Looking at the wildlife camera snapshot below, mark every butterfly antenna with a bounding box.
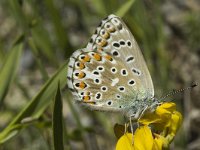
[159,83,198,102]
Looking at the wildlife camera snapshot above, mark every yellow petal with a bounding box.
[133,126,154,150]
[139,102,177,125]
[157,102,176,112]
[169,111,182,134]
[153,137,163,150]
[156,102,176,120]
[116,133,134,150]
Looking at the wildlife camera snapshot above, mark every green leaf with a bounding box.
[0,39,23,103]
[0,61,68,144]
[8,0,29,33]
[90,0,107,16]
[53,82,64,150]
[115,0,135,17]
[31,20,59,66]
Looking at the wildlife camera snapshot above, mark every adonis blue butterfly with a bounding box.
[67,14,159,120]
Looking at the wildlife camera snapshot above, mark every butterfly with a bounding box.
[67,14,160,120]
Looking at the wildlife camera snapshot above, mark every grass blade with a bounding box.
[53,82,64,150]
[0,61,68,144]
[0,37,23,104]
[115,0,135,17]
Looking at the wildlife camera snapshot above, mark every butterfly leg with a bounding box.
[137,105,148,127]
[129,117,134,144]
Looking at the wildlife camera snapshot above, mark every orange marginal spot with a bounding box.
[79,81,87,89]
[83,95,90,101]
[78,62,85,69]
[102,32,110,39]
[98,39,108,47]
[105,55,113,61]
[83,55,91,62]
[93,53,102,61]
[78,72,86,79]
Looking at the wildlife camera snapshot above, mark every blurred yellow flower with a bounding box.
[115,102,182,150]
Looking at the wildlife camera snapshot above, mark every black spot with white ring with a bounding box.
[126,56,134,63]
[94,78,101,84]
[111,67,117,74]
[95,92,102,100]
[128,80,135,86]
[92,70,100,76]
[113,42,120,48]
[118,86,125,92]
[112,50,119,57]
[75,83,80,87]
[97,66,105,72]
[127,40,132,47]
[75,72,79,77]
[101,86,108,92]
[116,94,122,99]
[107,100,113,106]
[76,62,80,67]
[119,40,125,46]
[132,68,141,76]
[121,69,128,76]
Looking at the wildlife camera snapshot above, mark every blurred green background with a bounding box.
[0,0,199,149]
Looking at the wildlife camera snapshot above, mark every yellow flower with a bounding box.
[115,102,182,150]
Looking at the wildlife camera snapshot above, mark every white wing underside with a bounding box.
[67,14,154,112]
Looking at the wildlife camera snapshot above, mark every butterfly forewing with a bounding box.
[67,14,154,112]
